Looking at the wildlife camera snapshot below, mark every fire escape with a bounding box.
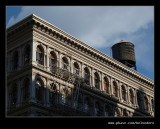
[50,62,89,116]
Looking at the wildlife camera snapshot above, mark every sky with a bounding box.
[6,6,154,80]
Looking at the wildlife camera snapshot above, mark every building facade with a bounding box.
[6,14,154,117]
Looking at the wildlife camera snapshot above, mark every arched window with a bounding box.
[36,45,44,65]
[22,78,30,101]
[113,81,118,97]
[11,84,18,106]
[123,109,128,117]
[24,45,30,64]
[35,79,45,103]
[151,99,154,112]
[77,94,83,110]
[144,96,149,112]
[61,87,71,105]
[95,102,101,116]
[49,51,57,68]
[129,89,134,104]
[121,85,126,101]
[62,57,69,71]
[137,91,143,109]
[84,97,90,112]
[115,108,121,117]
[84,67,90,85]
[104,105,110,116]
[12,51,19,70]
[73,62,80,75]
[104,77,109,94]
[94,72,100,89]
[49,83,56,105]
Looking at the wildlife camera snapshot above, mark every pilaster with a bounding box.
[46,46,49,71]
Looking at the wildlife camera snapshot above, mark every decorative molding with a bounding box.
[7,14,154,88]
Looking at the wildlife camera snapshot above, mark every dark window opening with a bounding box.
[84,67,90,85]
[12,51,19,70]
[113,81,118,97]
[94,72,100,89]
[24,45,30,64]
[36,46,44,65]
[104,77,109,94]
[49,51,57,68]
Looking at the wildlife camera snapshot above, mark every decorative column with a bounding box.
[59,52,62,68]
[91,68,94,88]
[117,81,120,100]
[126,86,130,104]
[80,62,83,78]
[29,42,32,64]
[18,48,23,70]
[119,83,122,101]
[44,47,47,68]
[45,78,50,107]
[30,73,36,103]
[7,53,11,72]
[17,79,21,107]
[46,46,49,71]
[101,73,104,92]
[70,57,73,73]
[110,78,113,97]
[133,88,136,107]
[32,41,37,65]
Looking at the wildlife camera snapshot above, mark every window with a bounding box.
[22,78,29,101]
[104,77,109,94]
[61,87,71,105]
[36,45,44,65]
[24,45,30,64]
[94,72,100,89]
[77,95,83,110]
[49,51,57,68]
[35,79,45,103]
[49,83,56,105]
[144,96,149,112]
[84,97,90,112]
[62,94,67,104]
[12,51,19,70]
[49,91,54,105]
[151,99,154,112]
[113,81,118,97]
[123,109,128,117]
[137,91,142,109]
[95,102,100,116]
[62,57,69,71]
[129,89,134,104]
[121,85,126,101]
[115,108,120,117]
[10,84,17,106]
[104,105,110,116]
[73,62,80,75]
[84,67,90,85]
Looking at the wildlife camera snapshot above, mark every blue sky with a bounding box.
[6,6,154,80]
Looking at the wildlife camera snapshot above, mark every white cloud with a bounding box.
[7,6,154,47]
[6,6,154,80]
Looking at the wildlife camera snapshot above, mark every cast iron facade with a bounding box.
[6,14,154,117]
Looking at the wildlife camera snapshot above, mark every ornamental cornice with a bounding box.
[7,14,154,87]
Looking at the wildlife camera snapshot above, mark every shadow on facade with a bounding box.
[7,69,120,117]
[8,66,153,117]
[132,87,153,117]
